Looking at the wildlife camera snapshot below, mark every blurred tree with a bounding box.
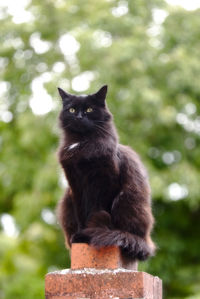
[0,0,200,298]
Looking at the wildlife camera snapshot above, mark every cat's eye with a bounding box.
[69,108,75,113]
[86,107,93,113]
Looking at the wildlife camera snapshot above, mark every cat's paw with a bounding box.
[71,232,91,244]
[86,210,112,229]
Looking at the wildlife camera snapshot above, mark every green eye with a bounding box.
[86,107,93,113]
[69,108,75,113]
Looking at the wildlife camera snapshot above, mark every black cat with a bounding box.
[57,85,156,261]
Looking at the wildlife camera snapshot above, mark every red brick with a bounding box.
[45,270,162,299]
[45,244,162,299]
[71,243,138,270]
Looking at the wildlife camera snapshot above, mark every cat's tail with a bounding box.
[72,227,155,261]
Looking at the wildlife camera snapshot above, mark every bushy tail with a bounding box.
[72,227,155,261]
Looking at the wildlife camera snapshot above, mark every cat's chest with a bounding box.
[66,156,119,189]
[67,157,114,177]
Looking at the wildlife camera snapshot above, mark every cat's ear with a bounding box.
[94,85,108,106]
[57,87,72,104]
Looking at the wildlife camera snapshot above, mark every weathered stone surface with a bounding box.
[45,269,162,299]
[45,244,162,299]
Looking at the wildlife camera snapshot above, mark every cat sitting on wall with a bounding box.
[57,85,156,261]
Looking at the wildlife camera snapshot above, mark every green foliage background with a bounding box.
[0,0,200,298]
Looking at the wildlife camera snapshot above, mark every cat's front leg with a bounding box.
[57,189,78,248]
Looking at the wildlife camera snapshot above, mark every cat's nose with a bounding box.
[77,111,83,119]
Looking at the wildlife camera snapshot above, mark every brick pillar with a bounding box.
[45,243,162,299]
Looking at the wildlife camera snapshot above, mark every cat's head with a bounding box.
[58,85,112,134]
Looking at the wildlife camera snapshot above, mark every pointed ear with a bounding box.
[57,87,72,104]
[94,85,108,106]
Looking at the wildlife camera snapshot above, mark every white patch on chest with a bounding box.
[68,142,79,150]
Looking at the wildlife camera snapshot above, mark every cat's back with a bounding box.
[117,144,150,186]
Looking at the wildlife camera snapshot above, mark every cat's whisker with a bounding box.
[94,124,114,138]
[96,120,124,133]
[63,124,71,129]
[94,125,108,136]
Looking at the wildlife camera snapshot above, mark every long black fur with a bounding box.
[57,85,156,261]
